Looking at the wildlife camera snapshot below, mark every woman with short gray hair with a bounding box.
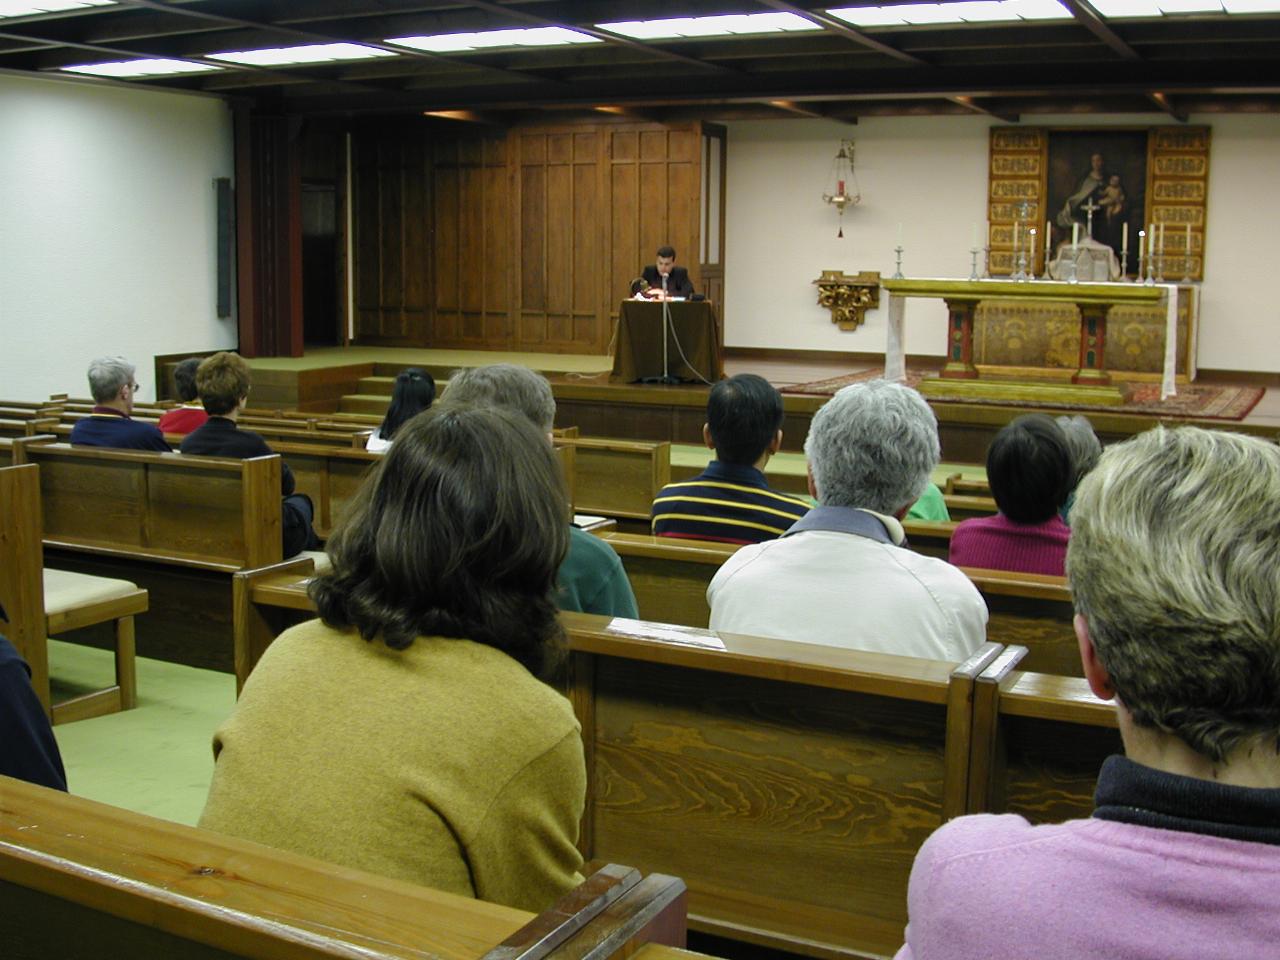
[895,426,1280,960]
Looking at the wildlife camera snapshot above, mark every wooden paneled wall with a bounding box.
[353,120,714,354]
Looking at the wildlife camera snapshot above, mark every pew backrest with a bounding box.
[14,443,283,571]
[558,439,670,522]
[0,775,689,960]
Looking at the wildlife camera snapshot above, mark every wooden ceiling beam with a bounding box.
[949,95,1020,124]
[753,0,928,66]
[1148,90,1189,122]
[1057,0,1142,61]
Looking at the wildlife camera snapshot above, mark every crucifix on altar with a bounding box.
[1080,197,1100,241]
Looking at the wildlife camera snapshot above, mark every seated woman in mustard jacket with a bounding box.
[199,404,585,912]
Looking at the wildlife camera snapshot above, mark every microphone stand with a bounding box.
[642,273,681,385]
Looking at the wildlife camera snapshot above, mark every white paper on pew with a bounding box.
[607,620,727,650]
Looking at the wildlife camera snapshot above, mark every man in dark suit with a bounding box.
[633,245,694,299]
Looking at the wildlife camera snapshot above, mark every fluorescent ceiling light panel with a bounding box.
[1156,0,1223,10]
[1223,0,1280,10]
[900,3,968,22]
[597,12,820,38]
[387,27,600,52]
[1086,0,1163,14]
[0,0,114,16]
[61,57,221,77]
[207,43,395,66]
[828,0,1069,24]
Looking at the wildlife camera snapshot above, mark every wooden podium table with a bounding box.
[881,278,1174,393]
[610,300,724,383]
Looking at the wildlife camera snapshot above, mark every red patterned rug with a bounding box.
[782,368,1265,421]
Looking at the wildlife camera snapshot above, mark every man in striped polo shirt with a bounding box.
[651,374,809,545]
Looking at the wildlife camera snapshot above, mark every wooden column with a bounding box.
[1073,304,1112,385]
[236,108,304,358]
[940,298,980,379]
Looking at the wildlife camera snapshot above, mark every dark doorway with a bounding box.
[302,182,339,346]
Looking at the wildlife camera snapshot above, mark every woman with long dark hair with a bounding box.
[366,367,435,452]
[200,405,585,911]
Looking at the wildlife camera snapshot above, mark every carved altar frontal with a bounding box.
[973,285,1196,382]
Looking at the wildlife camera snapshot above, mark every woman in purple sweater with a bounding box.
[897,427,1280,960]
[949,414,1072,575]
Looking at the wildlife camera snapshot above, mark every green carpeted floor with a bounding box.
[50,638,234,826]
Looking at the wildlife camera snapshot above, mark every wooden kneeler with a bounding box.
[0,464,147,723]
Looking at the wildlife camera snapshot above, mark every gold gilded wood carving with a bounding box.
[813,270,881,331]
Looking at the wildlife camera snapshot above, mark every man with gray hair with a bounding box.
[708,380,986,661]
[441,365,639,620]
[68,356,170,451]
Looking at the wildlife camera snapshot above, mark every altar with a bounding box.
[881,278,1188,400]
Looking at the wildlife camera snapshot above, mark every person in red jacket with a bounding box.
[157,356,209,436]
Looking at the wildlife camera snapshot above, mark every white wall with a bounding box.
[723,114,1280,374]
[0,74,235,401]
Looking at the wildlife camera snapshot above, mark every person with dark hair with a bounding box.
[949,414,1072,576]
[68,355,171,451]
[157,357,209,436]
[0,611,68,792]
[367,367,435,453]
[180,352,318,557]
[198,406,585,913]
[896,427,1280,959]
[651,373,809,544]
[442,365,638,620]
[632,244,694,299]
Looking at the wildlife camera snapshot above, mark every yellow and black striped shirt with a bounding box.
[650,460,810,545]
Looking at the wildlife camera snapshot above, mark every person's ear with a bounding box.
[768,429,783,455]
[806,464,818,500]
[1075,614,1115,701]
[702,423,715,451]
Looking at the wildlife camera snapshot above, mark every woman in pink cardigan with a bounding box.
[897,427,1280,960]
[949,414,1072,575]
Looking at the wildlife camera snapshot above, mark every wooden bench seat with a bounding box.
[229,562,1001,959]
[11,442,283,671]
[0,464,148,723]
[0,775,689,960]
[555,438,670,529]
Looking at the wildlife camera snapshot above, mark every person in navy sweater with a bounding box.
[0,602,67,792]
[67,356,171,452]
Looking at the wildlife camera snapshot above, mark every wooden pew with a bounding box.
[963,568,1077,676]
[13,442,283,671]
[556,438,670,529]
[229,564,1002,959]
[593,532,735,629]
[941,493,998,520]
[966,644,1120,821]
[900,519,956,559]
[0,775,689,960]
[267,441,381,538]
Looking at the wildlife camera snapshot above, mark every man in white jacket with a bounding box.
[707,379,988,663]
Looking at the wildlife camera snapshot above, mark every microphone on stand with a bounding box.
[661,273,668,299]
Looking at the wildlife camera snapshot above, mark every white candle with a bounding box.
[1072,222,1079,247]
[1139,229,1146,264]
[1149,223,1157,253]
[1029,228,1036,269]
[1013,220,1021,258]
[1045,219,1052,255]
[1122,222,1129,249]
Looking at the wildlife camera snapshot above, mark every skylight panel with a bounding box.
[206,43,395,66]
[1156,0,1223,10]
[0,0,114,17]
[1222,0,1280,11]
[387,27,600,53]
[900,3,969,23]
[1087,0,1163,14]
[597,12,821,39]
[828,0,1069,24]
[61,58,222,77]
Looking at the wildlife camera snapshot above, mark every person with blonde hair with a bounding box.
[180,352,317,556]
[896,426,1280,959]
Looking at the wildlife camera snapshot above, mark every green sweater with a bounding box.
[199,619,585,912]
